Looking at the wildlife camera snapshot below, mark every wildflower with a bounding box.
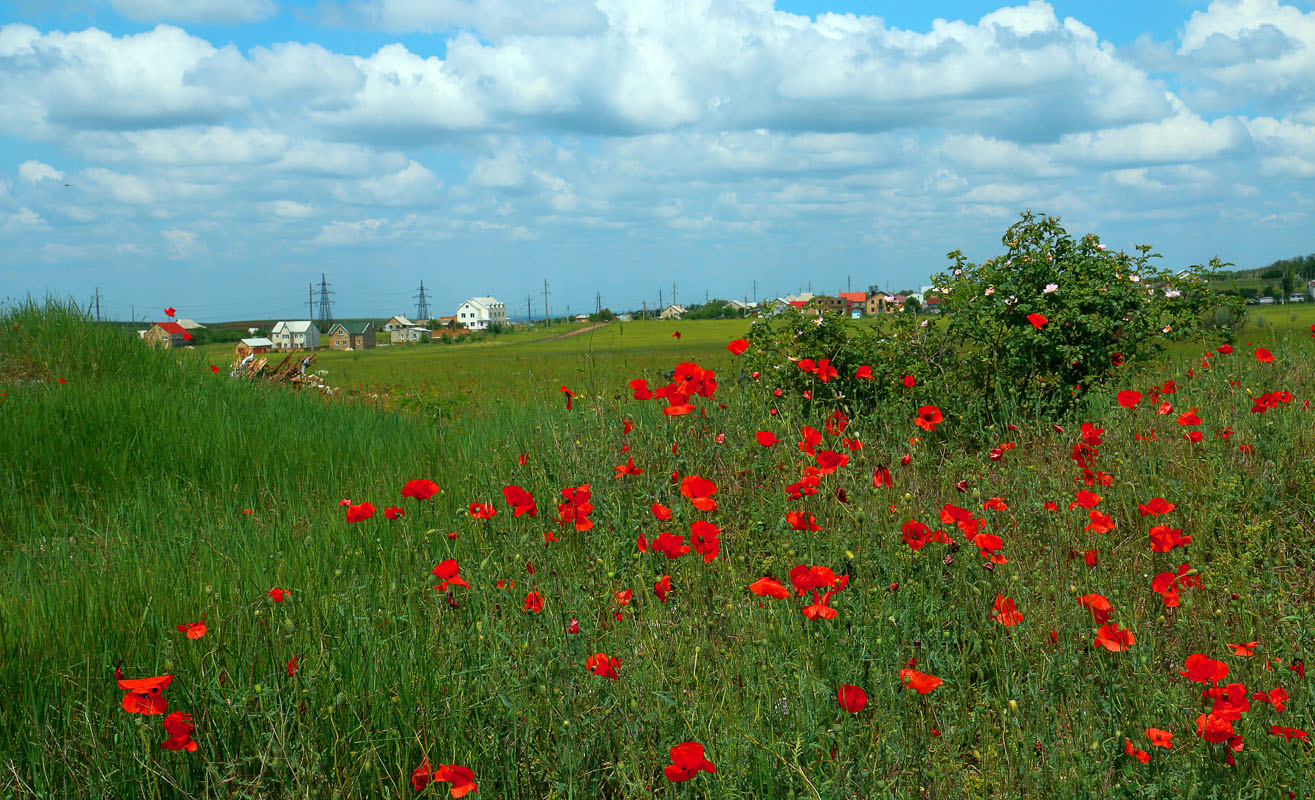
[384,506,404,520]
[681,476,718,511]
[1123,739,1149,764]
[522,590,543,613]
[160,711,197,752]
[899,668,943,694]
[267,587,289,603]
[586,653,620,680]
[664,742,716,782]
[992,594,1024,626]
[345,501,375,523]
[502,485,538,517]
[176,618,207,640]
[1094,623,1135,652]
[727,339,748,355]
[756,431,779,447]
[433,764,478,798]
[836,685,867,713]
[1044,283,1058,294]
[401,479,440,501]
[1145,728,1173,749]
[431,559,470,592]
[119,674,173,715]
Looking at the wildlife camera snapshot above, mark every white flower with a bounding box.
[1162,325,1172,333]
[1165,290,1181,298]
[1096,244,1107,251]
[1130,274,1141,282]
[984,287,996,296]
[1044,283,1058,294]
[1005,295,1018,306]
[813,317,824,326]
[920,320,929,328]
[954,269,963,276]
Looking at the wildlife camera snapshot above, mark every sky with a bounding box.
[1,0,1312,323]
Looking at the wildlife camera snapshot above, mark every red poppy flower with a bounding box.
[1137,497,1175,516]
[434,764,478,798]
[1177,410,1202,426]
[345,501,375,523]
[267,587,289,603]
[164,307,176,317]
[652,531,690,559]
[1196,713,1235,743]
[629,378,653,400]
[1253,686,1286,712]
[755,431,779,447]
[384,506,404,520]
[1094,622,1135,652]
[749,577,790,599]
[672,330,682,339]
[1116,390,1142,408]
[690,520,721,562]
[1144,728,1173,749]
[431,559,470,591]
[1148,524,1190,552]
[801,588,839,620]
[727,338,748,355]
[680,476,718,511]
[401,479,440,501]
[1255,348,1274,363]
[1084,509,1115,534]
[815,450,849,474]
[586,652,620,680]
[836,684,867,713]
[1152,562,1199,607]
[160,710,197,752]
[1179,653,1229,684]
[899,668,943,694]
[1271,725,1310,742]
[854,365,873,379]
[119,674,173,715]
[1069,490,1101,510]
[1227,641,1258,657]
[1027,313,1047,329]
[786,510,821,532]
[789,564,840,596]
[902,374,916,388]
[412,760,433,792]
[872,465,892,488]
[992,594,1024,626]
[522,589,544,613]
[614,456,643,478]
[654,574,671,602]
[468,501,497,520]
[914,405,943,432]
[501,485,537,517]
[901,520,931,551]
[1077,593,1112,624]
[797,425,823,456]
[1123,739,1149,764]
[287,654,298,677]
[664,742,716,782]
[557,484,594,531]
[651,503,673,521]
[614,589,632,606]
[983,497,1008,511]
[176,619,207,640]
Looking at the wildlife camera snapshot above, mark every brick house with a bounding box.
[811,295,845,314]
[327,321,377,351]
[838,291,867,315]
[144,321,190,349]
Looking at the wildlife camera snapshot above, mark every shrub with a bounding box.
[744,211,1243,428]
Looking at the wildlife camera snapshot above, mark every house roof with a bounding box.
[839,292,866,303]
[240,337,273,347]
[174,317,206,329]
[156,321,188,335]
[788,300,806,308]
[330,321,373,335]
[387,315,415,326]
[273,320,316,333]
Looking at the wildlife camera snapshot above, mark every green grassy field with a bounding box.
[2,301,1313,798]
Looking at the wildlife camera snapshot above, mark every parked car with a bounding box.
[1287,294,1307,303]
[1255,296,1276,305]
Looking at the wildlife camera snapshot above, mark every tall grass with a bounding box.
[1,299,1313,798]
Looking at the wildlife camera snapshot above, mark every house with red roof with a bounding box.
[838,291,867,316]
[144,321,190,349]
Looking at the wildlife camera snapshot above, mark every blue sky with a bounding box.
[1,0,1312,322]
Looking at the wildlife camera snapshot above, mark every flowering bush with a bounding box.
[745,212,1243,425]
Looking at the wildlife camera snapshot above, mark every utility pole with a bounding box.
[308,283,314,320]
[94,288,100,322]
[595,291,601,315]
[672,282,677,309]
[659,288,663,309]
[316,274,334,328]
[413,280,431,321]
[526,294,533,325]
[543,279,550,327]
[848,275,851,292]
[642,299,648,320]
[705,289,709,303]
[753,279,758,304]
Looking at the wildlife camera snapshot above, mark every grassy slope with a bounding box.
[2,302,1314,798]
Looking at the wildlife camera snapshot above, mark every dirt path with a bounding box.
[533,321,610,342]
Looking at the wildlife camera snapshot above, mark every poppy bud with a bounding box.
[955,480,968,493]
[1230,593,1239,600]
[889,583,899,592]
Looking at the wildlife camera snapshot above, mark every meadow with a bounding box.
[2,299,1313,799]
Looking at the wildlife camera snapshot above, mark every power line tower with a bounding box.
[316,273,334,328]
[413,280,431,321]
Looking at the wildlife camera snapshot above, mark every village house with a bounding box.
[456,297,508,330]
[327,321,377,351]
[865,293,905,315]
[810,295,845,314]
[383,315,416,332]
[144,321,190,349]
[233,337,273,358]
[174,318,206,332]
[838,291,867,316]
[391,326,432,344]
[270,320,320,351]
[658,304,687,320]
